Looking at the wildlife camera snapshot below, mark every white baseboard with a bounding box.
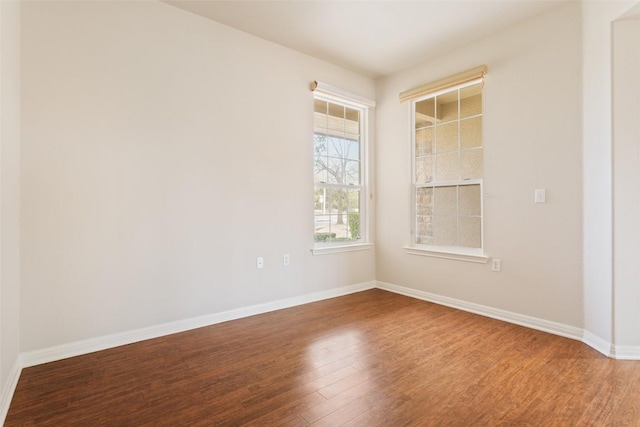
[0,359,22,424]
[611,345,640,360]
[376,280,584,340]
[375,281,640,359]
[16,279,640,372]
[21,281,376,368]
[582,330,614,357]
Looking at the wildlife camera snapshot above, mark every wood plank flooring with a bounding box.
[6,289,640,426]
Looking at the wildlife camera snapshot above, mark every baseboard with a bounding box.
[17,279,638,370]
[376,281,584,341]
[611,345,640,360]
[0,359,22,424]
[21,281,376,368]
[582,330,614,357]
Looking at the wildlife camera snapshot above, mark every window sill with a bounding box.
[312,243,373,256]
[404,246,488,264]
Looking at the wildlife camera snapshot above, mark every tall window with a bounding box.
[313,95,368,247]
[412,80,484,252]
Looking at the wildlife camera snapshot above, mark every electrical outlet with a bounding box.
[283,254,290,266]
[491,259,501,272]
[257,257,264,269]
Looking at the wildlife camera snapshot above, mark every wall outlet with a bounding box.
[283,254,290,266]
[257,257,264,269]
[491,259,501,272]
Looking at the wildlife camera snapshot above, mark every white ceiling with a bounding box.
[165,0,570,79]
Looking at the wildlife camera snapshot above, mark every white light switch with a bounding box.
[534,189,546,204]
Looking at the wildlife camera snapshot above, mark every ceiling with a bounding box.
[165,0,570,79]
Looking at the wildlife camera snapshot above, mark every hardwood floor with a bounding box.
[6,289,640,426]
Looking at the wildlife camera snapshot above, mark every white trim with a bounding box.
[611,345,640,360]
[311,81,375,108]
[312,243,373,256]
[0,359,21,424]
[376,281,583,341]
[20,281,376,368]
[404,246,488,263]
[582,330,614,357]
[10,280,640,389]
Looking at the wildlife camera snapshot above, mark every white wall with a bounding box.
[581,0,637,350]
[0,0,21,416]
[581,0,631,349]
[613,18,640,348]
[20,1,375,352]
[376,3,584,326]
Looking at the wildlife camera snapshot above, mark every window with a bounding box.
[408,70,486,260]
[312,86,371,251]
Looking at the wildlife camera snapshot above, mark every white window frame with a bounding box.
[311,89,373,255]
[405,79,488,263]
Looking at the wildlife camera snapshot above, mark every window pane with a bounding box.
[458,184,481,216]
[314,156,328,183]
[416,98,435,128]
[314,99,328,114]
[459,217,481,248]
[325,137,359,162]
[436,151,458,181]
[346,189,361,240]
[326,157,343,184]
[314,210,332,242]
[314,112,328,133]
[344,122,359,137]
[345,107,360,124]
[344,139,360,161]
[327,189,344,239]
[312,188,359,242]
[460,84,482,118]
[416,127,434,156]
[416,155,434,183]
[344,160,360,185]
[416,215,433,244]
[460,149,483,180]
[416,187,433,215]
[434,186,457,216]
[460,117,482,149]
[437,91,459,122]
[436,122,458,153]
[314,134,328,156]
[434,216,457,246]
[328,102,344,119]
[328,115,345,133]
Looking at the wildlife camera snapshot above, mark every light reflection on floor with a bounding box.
[298,327,389,424]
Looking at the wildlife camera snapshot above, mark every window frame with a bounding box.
[406,79,488,263]
[312,91,372,255]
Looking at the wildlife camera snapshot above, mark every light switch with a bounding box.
[534,189,546,204]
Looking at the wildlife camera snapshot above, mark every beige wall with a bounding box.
[613,18,640,348]
[0,0,21,407]
[20,1,375,351]
[375,3,584,326]
[16,0,640,363]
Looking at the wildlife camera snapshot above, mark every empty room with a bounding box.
[1,0,640,425]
